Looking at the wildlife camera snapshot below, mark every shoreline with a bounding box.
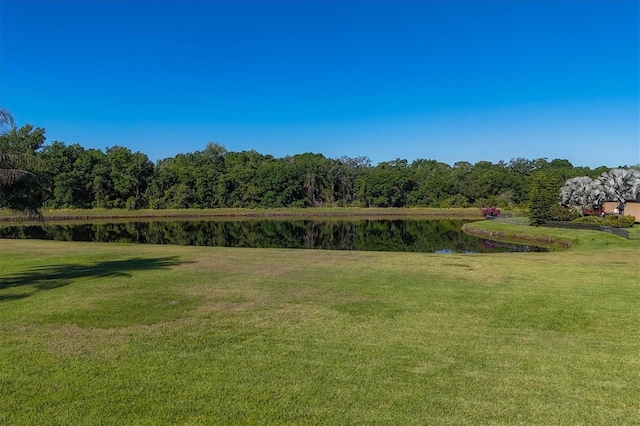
[0,207,483,223]
[461,223,572,250]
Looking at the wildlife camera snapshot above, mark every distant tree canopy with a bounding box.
[1,118,637,213]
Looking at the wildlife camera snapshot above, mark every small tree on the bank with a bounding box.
[529,172,556,226]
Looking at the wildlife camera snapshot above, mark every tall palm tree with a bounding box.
[0,108,14,130]
[0,107,42,217]
[0,107,33,185]
[598,168,640,216]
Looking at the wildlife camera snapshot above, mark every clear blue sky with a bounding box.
[1,0,638,168]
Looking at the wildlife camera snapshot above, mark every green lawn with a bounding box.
[1,225,638,424]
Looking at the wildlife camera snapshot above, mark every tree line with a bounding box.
[1,118,636,213]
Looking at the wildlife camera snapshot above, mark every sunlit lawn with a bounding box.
[1,226,638,424]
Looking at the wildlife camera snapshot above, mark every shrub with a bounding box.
[548,204,579,221]
[572,215,636,228]
[481,206,501,218]
[602,215,636,228]
[573,216,602,224]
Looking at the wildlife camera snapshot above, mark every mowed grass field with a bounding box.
[1,223,639,424]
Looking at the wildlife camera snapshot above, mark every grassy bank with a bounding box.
[463,219,640,249]
[0,207,481,223]
[1,229,639,424]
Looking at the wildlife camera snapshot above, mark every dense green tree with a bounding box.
[219,150,266,207]
[357,159,414,207]
[293,153,333,206]
[191,143,228,208]
[507,158,540,205]
[256,157,306,207]
[458,160,516,206]
[407,159,454,206]
[104,146,154,209]
[332,156,371,206]
[146,155,195,209]
[39,142,102,208]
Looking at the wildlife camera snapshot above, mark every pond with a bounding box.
[0,218,546,253]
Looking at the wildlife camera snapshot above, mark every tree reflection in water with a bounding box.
[0,219,545,253]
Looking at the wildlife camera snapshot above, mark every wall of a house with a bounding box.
[603,201,640,222]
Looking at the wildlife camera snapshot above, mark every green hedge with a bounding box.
[572,215,635,228]
[603,215,636,228]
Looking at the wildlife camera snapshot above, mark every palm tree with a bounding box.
[0,107,31,185]
[1,108,27,181]
[0,108,14,130]
[0,107,41,217]
[598,168,640,216]
[560,176,606,216]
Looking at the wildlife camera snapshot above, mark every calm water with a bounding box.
[0,218,545,253]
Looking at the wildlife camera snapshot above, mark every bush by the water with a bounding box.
[481,206,501,218]
[572,215,636,228]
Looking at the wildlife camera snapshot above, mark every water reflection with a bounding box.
[0,219,546,253]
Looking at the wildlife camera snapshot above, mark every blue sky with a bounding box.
[1,0,638,168]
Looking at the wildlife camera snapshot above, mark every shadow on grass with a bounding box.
[0,256,187,298]
[0,294,30,302]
